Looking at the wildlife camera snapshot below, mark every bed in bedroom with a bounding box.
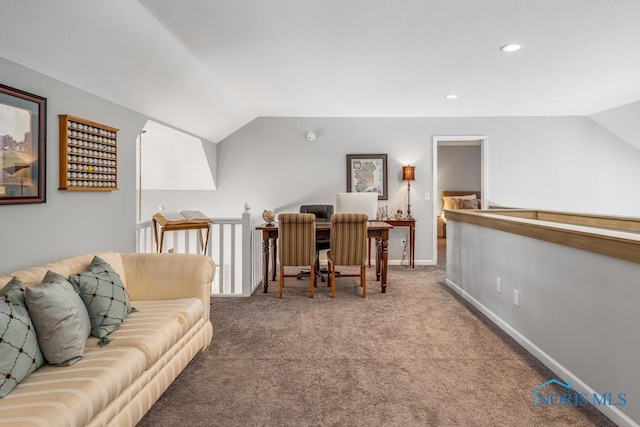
[439,190,482,238]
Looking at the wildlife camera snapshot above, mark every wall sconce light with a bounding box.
[402,165,415,220]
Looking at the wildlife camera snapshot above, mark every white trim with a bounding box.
[431,135,489,265]
[445,278,639,427]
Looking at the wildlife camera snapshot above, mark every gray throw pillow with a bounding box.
[25,271,91,366]
[68,256,134,346]
[1,278,45,397]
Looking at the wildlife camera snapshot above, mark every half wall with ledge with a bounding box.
[445,208,640,427]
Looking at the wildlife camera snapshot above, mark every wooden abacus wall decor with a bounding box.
[59,115,119,191]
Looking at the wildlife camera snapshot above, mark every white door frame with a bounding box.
[432,135,489,265]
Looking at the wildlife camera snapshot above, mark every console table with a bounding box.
[368,218,416,268]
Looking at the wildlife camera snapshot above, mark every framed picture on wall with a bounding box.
[0,83,46,204]
[346,153,388,200]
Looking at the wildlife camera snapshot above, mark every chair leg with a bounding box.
[310,263,316,298]
[361,265,366,298]
[330,263,337,298]
[278,265,284,299]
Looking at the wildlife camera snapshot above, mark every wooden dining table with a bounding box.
[255,221,394,294]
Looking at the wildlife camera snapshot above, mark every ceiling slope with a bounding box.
[1,1,640,142]
[139,0,640,117]
[0,1,254,143]
[590,101,640,152]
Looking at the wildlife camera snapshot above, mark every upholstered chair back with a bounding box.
[277,213,317,266]
[329,213,368,266]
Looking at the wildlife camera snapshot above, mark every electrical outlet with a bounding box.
[424,192,431,201]
[400,239,407,247]
[496,277,502,293]
[514,289,520,307]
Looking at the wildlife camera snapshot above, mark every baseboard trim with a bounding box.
[445,278,638,427]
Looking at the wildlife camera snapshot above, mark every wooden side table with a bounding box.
[368,218,416,268]
[152,214,212,255]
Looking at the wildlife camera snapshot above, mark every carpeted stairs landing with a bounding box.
[139,244,615,426]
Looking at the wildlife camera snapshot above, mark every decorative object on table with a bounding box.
[262,209,276,226]
[395,208,404,219]
[0,84,46,205]
[153,210,210,225]
[402,164,415,219]
[59,115,118,191]
[376,205,389,220]
[346,153,388,200]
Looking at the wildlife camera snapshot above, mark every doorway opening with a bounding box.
[431,136,488,265]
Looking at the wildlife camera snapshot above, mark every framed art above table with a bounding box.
[346,153,388,200]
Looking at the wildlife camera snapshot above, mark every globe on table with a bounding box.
[262,209,276,226]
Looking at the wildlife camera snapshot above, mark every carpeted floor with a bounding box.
[138,240,615,426]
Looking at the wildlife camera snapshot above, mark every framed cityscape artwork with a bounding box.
[0,83,46,204]
[346,153,388,200]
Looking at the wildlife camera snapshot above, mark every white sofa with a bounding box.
[0,251,215,427]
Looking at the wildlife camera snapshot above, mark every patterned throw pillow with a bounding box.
[68,256,135,346]
[463,198,479,209]
[452,197,479,209]
[0,278,45,398]
[25,271,91,366]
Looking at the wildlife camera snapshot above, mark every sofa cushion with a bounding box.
[84,298,204,369]
[0,278,45,398]
[0,346,146,427]
[68,256,133,346]
[25,271,91,366]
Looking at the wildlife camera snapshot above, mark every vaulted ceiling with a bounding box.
[1,1,639,143]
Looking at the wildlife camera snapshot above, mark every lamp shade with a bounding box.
[402,165,415,181]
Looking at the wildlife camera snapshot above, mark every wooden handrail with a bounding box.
[445,209,640,264]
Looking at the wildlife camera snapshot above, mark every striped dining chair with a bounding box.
[327,213,369,298]
[277,213,317,299]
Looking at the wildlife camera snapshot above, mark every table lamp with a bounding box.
[402,165,415,220]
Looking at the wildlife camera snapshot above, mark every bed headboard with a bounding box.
[442,190,482,210]
[442,190,482,199]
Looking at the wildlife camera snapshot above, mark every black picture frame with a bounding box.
[0,83,46,205]
[346,153,388,200]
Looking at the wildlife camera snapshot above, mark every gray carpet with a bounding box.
[138,241,615,426]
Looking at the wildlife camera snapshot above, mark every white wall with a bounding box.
[446,219,640,426]
[137,120,218,221]
[185,116,640,264]
[3,64,639,270]
[0,57,147,273]
[436,145,482,213]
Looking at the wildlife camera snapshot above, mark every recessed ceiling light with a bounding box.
[444,94,458,100]
[500,43,523,52]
